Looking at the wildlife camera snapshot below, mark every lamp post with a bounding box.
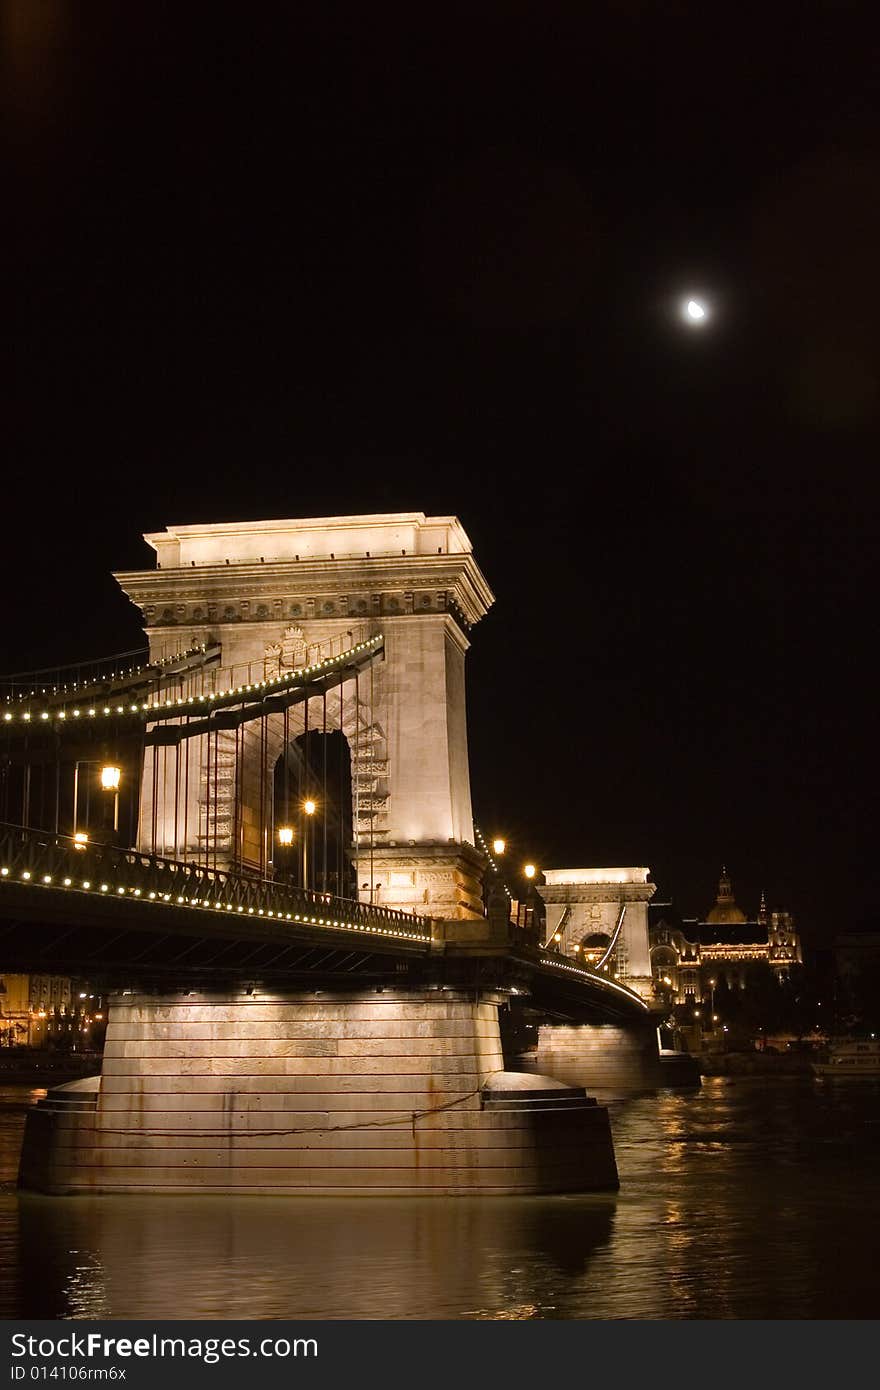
[302,799,316,890]
[73,761,121,840]
[276,825,294,884]
[72,762,83,837]
[100,765,121,833]
[521,863,538,932]
[480,836,508,923]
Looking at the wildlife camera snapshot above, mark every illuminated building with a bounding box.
[650,868,802,1004]
[0,974,99,1049]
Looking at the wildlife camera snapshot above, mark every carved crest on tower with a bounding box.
[264,625,308,676]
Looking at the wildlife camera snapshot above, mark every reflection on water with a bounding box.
[14,1193,616,1321]
[0,1087,44,1321]
[2,1078,879,1319]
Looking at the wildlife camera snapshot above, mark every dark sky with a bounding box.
[2,3,878,943]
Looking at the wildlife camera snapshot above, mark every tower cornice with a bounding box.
[539,882,657,906]
[115,551,495,631]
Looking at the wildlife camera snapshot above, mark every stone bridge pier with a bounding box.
[19,985,620,1197]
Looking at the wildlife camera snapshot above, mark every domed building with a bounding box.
[705,868,747,926]
[649,868,802,1004]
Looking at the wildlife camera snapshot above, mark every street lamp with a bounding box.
[101,765,121,833]
[276,825,295,885]
[302,799,316,890]
[518,863,539,930]
[492,838,506,856]
[73,761,122,840]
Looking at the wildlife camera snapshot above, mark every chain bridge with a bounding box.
[1,512,674,1198]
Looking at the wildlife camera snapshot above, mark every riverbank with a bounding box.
[699,1050,813,1076]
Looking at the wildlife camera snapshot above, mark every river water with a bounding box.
[1,1077,878,1320]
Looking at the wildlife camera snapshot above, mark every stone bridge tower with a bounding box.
[114,512,495,919]
[539,867,656,1001]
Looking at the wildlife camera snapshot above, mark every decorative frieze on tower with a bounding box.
[114,512,495,920]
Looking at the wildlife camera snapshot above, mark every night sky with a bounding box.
[2,3,878,944]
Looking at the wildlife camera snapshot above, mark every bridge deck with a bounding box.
[0,821,430,949]
[0,824,650,1019]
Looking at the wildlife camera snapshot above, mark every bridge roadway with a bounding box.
[0,822,648,1022]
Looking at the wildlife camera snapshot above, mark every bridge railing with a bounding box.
[0,823,433,945]
[0,647,152,702]
[0,643,221,709]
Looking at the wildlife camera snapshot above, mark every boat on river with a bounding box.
[812,1038,880,1077]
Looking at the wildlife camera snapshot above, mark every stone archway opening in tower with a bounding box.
[580,932,612,968]
[273,731,355,898]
